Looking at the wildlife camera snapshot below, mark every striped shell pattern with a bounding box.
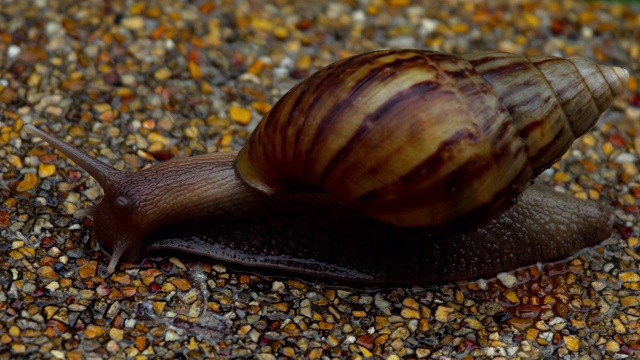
[236,50,628,228]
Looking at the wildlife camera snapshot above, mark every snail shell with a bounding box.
[236,50,628,228]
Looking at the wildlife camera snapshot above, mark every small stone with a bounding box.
[121,16,145,30]
[168,257,186,270]
[85,324,105,338]
[374,293,391,311]
[497,272,517,288]
[184,126,199,139]
[12,344,26,353]
[619,272,640,282]
[615,153,636,164]
[451,23,470,33]
[17,173,38,191]
[135,335,146,351]
[308,348,322,359]
[464,318,483,330]
[7,44,21,58]
[273,302,289,312]
[526,327,539,340]
[613,318,626,334]
[435,306,454,322]
[620,296,640,308]
[390,326,410,340]
[106,340,120,353]
[229,105,252,125]
[38,163,56,178]
[554,170,572,182]
[402,297,419,310]
[154,67,172,81]
[605,340,620,353]
[281,347,295,357]
[9,325,20,337]
[171,278,191,291]
[147,132,171,146]
[327,334,340,347]
[273,26,289,40]
[109,328,124,341]
[400,308,420,319]
[50,350,65,359]
[68,125,87,138]
[564,335,580,351]
[6,154,23,169]
[43,305,59,320]
[251,101,272,115]
[0,210,8,228]
[389,0,409,5]
[45,281,60,292]
[419,318,430,332]
[188,61,202,79]
[503,289,519,304]
[78,261,97,278]
[37,266,60,279]
[111,273,131,285]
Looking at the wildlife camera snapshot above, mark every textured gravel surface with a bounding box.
[1,0,640,359]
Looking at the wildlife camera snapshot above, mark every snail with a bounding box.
[25,49,628,286]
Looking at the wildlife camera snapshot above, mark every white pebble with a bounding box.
[124,318,137,329]
[7,44,21,59]
[626,107,640,121]
[272,67,290,80]
[352,10,366,23]
[50,350,65,360]
[496,272,517,288]
[421,18,439,35]
[164,330,180,342]
[344,335,356,344]
[374,293,391,311]
[45,21,62,36]
[476,278,488,290]
[614,153,636,164]
[387,36,416,49]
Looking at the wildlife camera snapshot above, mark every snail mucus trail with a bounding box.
[26,49,628,287]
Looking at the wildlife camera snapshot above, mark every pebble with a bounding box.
[229,105,252,125]
[109,328,124,341]
[85,325,105,339]
[563,335,580,351]
[38,163,56,178]
[605,340,620,353]
[154,67,172,81]
[78,261,98,278]
[16,173,38,191]
[496,272,518,288]
[121,16,146,30]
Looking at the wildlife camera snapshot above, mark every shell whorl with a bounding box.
[236,49,628,228]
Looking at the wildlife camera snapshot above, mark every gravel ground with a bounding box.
[1,0,640,359]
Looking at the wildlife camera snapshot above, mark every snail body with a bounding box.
[25,49,627,286]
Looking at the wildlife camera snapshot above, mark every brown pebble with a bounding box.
[84,324,105,339]
[78,261,98,278]
[16,173,38,191]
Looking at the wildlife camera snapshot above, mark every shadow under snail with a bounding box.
[25,49,628,286]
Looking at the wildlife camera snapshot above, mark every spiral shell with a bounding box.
[236,50,628,228]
